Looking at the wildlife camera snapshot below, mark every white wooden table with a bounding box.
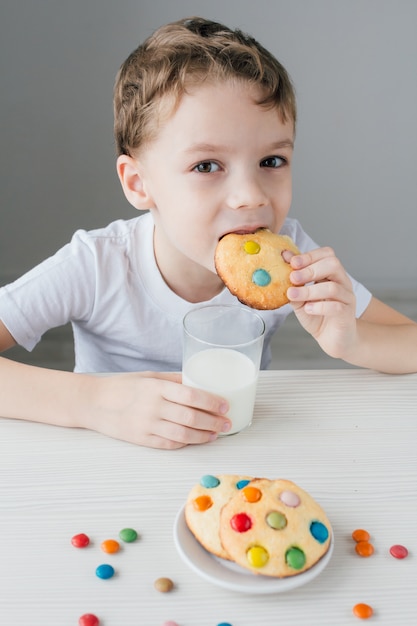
[0,369,416,625]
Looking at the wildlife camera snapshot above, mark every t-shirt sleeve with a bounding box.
[0,231,96,351]
[280,218,372,318]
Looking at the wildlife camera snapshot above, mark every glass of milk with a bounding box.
[182,305,265,435]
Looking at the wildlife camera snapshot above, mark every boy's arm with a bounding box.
[0,321,91,428]
[287,248,417,374]
[348,297,417,373]
[0,321,230,447]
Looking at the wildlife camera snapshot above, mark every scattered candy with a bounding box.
[71,533,90,548]
[154,577,174,593]
[389,544,408,559]
[355,541,374,557]
[119,527,138,543]
[95,564,115,580]
[353,603,373,619]
[78,614,99,626]
[101,539,120,554]
[161,622,179,626]
[217,623,233,626]
[352,529,370,543]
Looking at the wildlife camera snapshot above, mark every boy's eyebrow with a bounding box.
[184,139,294,154]
[267,139,294,150]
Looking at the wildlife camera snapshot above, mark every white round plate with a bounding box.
[173,505,334,594]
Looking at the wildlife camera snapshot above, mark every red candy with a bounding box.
[78,614,99,626]
[71,533,90,548]
[230,513,252,533]
[389,544,408,559]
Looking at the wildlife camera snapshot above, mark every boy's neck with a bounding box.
[163,268,224,303]
[153,227,224,303]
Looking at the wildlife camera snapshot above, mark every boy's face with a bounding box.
[135,80,294,297]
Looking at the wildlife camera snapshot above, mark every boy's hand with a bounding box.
[286,247,357,360]
[86,372,231,449]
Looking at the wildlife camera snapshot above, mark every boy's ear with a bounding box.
[116,155,154,210]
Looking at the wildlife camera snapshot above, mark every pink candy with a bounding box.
[279,490,300,507]
[389,544,409,559]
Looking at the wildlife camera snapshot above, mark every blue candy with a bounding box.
[200,474,220,488]
[252,268,271,286]
[96,563,115,579]
[310,521,329,543]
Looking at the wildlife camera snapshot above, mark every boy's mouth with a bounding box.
[218,226,268,240]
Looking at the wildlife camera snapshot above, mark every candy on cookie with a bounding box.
[219,478,331,577]
[214,228,301,310]
[184,474,253,559]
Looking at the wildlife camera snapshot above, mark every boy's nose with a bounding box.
[226,176,268,210]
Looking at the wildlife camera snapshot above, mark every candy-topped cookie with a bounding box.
[184,474,253,559]
[214,229,301,310]
[219,478,332,577]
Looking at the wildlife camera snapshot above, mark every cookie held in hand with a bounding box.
[215,228,300,310]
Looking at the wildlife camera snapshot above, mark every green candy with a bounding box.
[285,546,306,570]
[119,527,138,543]
[266,511,287,530]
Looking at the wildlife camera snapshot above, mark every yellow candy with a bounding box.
[243,240,260,255]
[246,545,269,568]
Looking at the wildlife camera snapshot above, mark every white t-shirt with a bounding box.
[0,212,371,372]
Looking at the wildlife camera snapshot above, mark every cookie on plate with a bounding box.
[214,228,301,310]
[184,474,253,559]
[219,478,331,577]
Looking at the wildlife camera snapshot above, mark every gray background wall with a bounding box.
[1,0,417,295]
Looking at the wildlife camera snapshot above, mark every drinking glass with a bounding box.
[182,305,265,435]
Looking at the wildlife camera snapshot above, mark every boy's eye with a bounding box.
[261,156,285,168]
[194,161,220,173]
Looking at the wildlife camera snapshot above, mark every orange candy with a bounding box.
[353,603,373,619]
[193,495,213,511]
[242,486,262,503]
[101,539,120,554]
[355,541,374,557]
[352,529,370,543]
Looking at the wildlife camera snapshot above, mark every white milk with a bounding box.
[182,348,258,435]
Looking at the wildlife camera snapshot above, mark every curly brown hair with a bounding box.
[113,17,297,157]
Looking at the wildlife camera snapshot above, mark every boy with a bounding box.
[0,17,416,449]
